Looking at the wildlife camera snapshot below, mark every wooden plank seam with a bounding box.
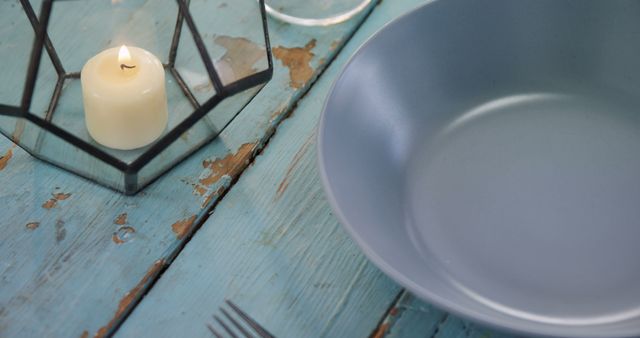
[369,290,407,338]
[102,3,382,336]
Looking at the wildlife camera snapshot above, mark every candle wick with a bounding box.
[120,64,136,70]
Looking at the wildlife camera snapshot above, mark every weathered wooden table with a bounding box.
[0,1,515,337]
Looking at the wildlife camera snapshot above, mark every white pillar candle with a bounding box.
[81,45,168,150]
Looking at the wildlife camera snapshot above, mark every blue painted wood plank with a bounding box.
[116,1,432,337]
[0,1,380,337]
[372,291,447,338]
[433,315,518,338]
[376,293,518,338]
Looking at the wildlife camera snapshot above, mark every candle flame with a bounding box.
[118,45,132,64]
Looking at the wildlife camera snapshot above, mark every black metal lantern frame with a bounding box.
[0,0,273,194]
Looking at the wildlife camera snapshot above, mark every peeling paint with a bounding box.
[12,120,24,143]
[94,260,166,338]
[330,39,342,51]
[194,185,207,196]
[0,148,12,171]
[112,226,135,245]
[25,222,39,230]
[171,215,197,239]
[215,35,266,80]
[42,199,57,209]
[111,233,123,244]
[194,142,256,194]
[269,106,287,125]
[371,322,390,338]
[275,133,315,199]
[273,39,317,89]
[202,186,226,209]
[42,192,72,209]
[114,213,128,225]
[181,177,204,195]
[54,193,71,200]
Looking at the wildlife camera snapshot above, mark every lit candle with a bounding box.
[81,45,168,150]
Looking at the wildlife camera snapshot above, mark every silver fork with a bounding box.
[207,300,275,338]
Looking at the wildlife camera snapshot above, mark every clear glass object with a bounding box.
[0,0,273,194]
[265,0,373,26]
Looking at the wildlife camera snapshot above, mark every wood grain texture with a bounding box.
[376,293,517,338]
[0,1,377,337]
[117,28,391,338]
[1,0,522,337]
[371,291,446,338]
[432,315,517,338]
[117,0,436,337]
[120,0,521,337]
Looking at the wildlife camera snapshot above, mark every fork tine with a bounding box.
[221,307,253,338]
[207,323,224,338]
[214,314,239,338]
[225,300,275,338]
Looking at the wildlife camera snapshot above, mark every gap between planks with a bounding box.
[105,3,382,337]
[369,290,451,338]
[369,289,407,338]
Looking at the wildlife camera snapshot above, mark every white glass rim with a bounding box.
[264,0,373,26]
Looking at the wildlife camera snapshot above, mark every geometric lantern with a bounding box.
[0,0,273,194]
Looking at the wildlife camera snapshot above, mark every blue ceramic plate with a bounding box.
[318,0,640,337]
